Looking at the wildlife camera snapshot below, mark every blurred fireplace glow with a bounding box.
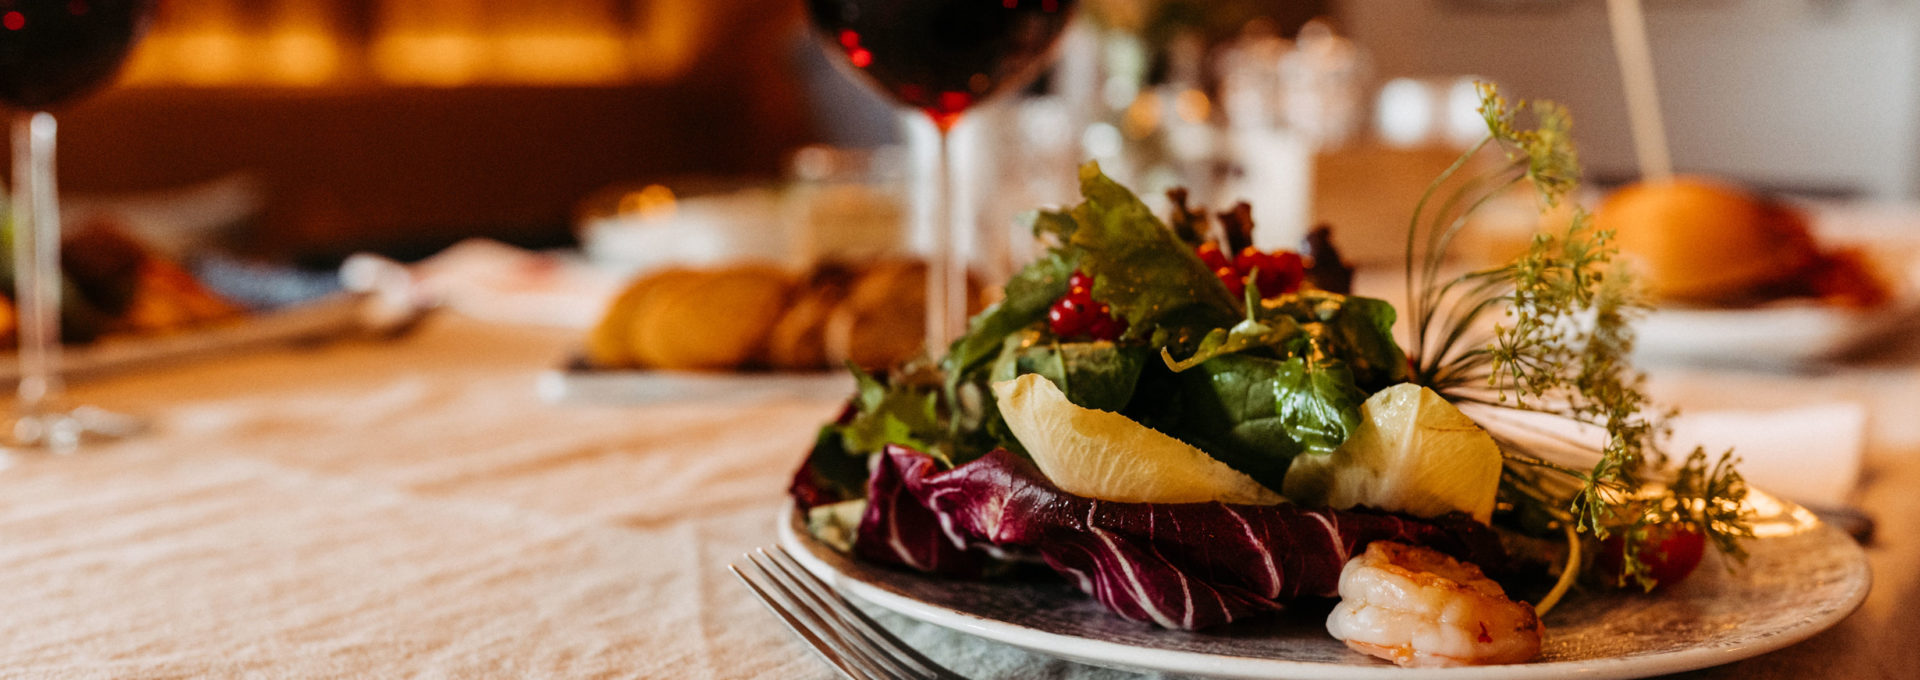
[121,0,708,87]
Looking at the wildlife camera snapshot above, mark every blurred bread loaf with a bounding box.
[587,259,980,372]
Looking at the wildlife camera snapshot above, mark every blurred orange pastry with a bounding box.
[1597,177,1887,307]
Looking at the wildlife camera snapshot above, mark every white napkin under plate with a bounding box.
[1463,400,1865,508]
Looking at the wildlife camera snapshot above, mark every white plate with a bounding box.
[1632,215,1920,367]
[777,491,1869,679]
[1634,297,1920,367]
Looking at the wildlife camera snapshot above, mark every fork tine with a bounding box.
[729,562,871,680]
[748,550,913,679]
[765,546,965,680]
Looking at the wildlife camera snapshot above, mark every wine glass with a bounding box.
[0,0,155,451]
[806,0,1077,352]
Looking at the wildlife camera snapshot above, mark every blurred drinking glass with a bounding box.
[1214,19,1364,251]
[805,0,1077,353]
[0,0,156,451]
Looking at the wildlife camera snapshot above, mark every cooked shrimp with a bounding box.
[1325,541,1543,667]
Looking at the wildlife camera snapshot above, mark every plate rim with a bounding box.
[777,501,1871,680]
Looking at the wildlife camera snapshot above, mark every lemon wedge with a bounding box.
[1283,383,1501,522]
[992,374,1284,505]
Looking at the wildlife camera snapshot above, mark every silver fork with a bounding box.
[730,546,968,680]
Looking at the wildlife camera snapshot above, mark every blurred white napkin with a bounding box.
[344,239,624,329]
[1664,402,1865,508]
[1464,401,1865,507]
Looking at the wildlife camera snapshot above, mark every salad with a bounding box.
[788,85,1752,668]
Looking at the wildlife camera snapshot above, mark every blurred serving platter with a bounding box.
[0,292,377,382]
[536,363,851,405]
[1631,200,1920,367]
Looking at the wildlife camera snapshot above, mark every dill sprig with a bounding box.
[1408,83,1751,590]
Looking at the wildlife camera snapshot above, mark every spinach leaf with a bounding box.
[1269,356,1367,455]
[1262,292,1409,390]
[989,332,1148,413]
[1133,354,1366,490]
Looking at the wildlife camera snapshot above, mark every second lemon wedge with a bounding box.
[1282,383,1501,522]
[992,374,1284,505]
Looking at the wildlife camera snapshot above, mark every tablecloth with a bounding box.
[0,315,1915,679]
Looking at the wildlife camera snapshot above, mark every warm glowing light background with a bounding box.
[122,0,712,88]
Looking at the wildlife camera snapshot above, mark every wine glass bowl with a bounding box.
[0,0,151,109]
[805,0,1077,351]
[808,0,1076,131]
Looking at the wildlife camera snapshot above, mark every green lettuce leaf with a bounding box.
[941,249,1075,392]
[842,367,944,460]
[1068,162,1239,341]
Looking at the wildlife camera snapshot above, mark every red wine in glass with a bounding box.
[807,0,1076,349]
[809,0,1076,130]
[0,0,152,109]
[0,0,153,451]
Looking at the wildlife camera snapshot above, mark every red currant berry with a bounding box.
[1215,265,1245,297]
[1251,251,1306,297]
[1085,316,1113,340]
[1234,246,1265,273]
[1047,298,1088,337]
[1196,242,1231,270]
[1066,270,1095,303]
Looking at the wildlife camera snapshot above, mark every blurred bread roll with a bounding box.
[1597,177,1893,307]
[585,269,666,368]
[824,260,928,371]
[1596,177,1819,304]
[636,266,793,370]
[765,264,859,370]
[585,259,986,372]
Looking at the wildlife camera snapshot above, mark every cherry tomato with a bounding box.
[1596,523,1707,589]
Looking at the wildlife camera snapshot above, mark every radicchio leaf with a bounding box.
[851,444,997,578]
[853,446,1508,630]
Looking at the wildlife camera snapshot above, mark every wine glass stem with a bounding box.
[925,125,968,354]
[12,111,62,416]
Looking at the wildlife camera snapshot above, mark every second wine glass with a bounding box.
[0,0,156,451]
[807,0,1077,352]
